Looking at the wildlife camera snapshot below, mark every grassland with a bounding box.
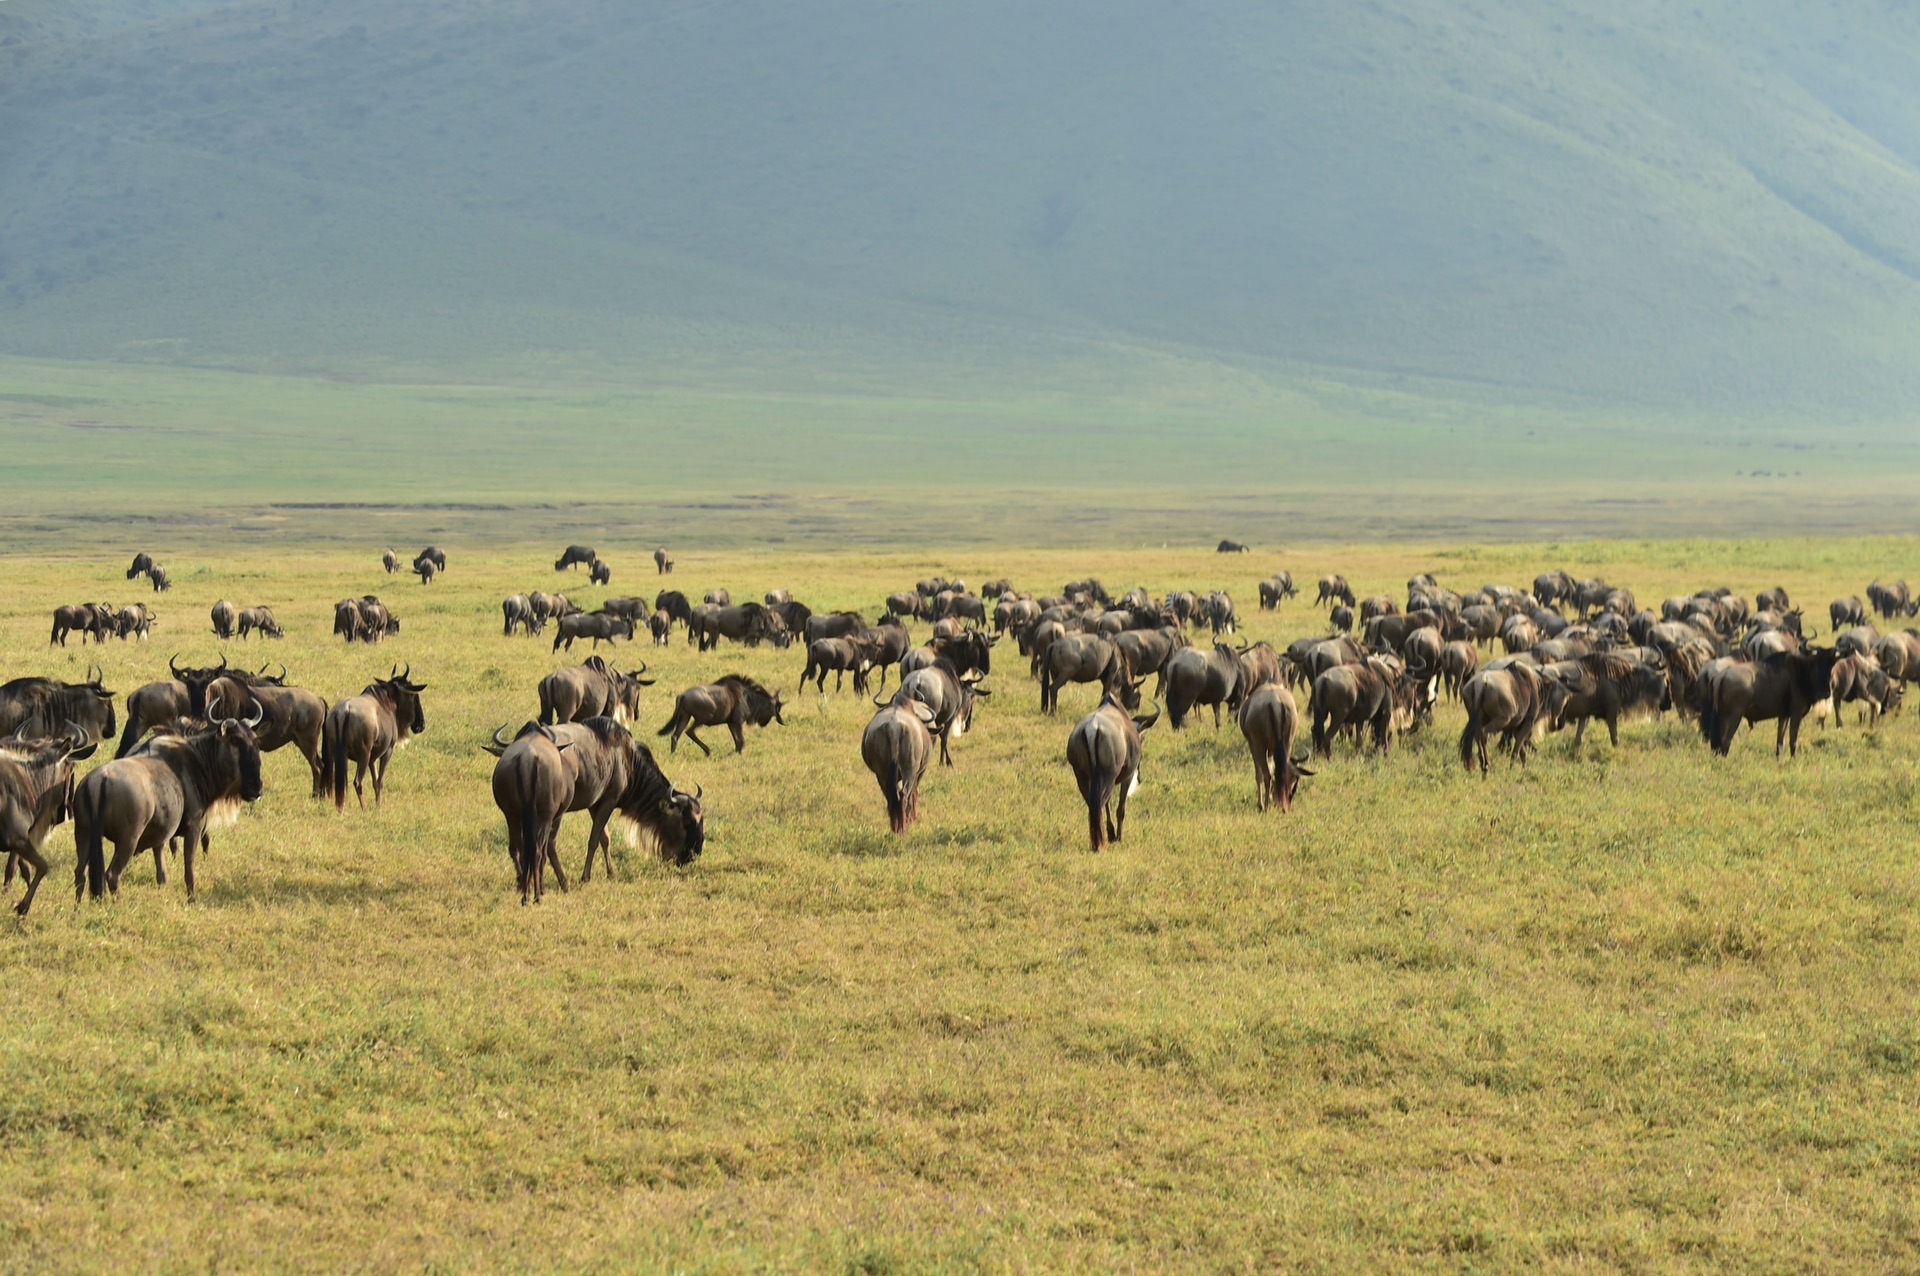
[1,535,1918,1270]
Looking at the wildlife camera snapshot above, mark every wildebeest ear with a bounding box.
[69,742,99,762]
[554,741,572,752]
[480,743,509,757]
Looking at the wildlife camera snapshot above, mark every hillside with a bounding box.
[4,1,1920,419]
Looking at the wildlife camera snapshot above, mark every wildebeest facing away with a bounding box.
[69,706,263,910]
[334,596,400,643]
[590,560,611,586]
[147,565,171,592]
[539,656,653,725]
[1867,579,1914,621]
[210,599,238,640]
[414,558,438,584]
[888,660,988,768]
[657,676,785,755]
[1162,643,1247,729]
[862,698,936,834]
[383,549,400,573]
[1065,692,1160,852]
[1257,573,1297,610]
[1315,575,1356,609]
[115,603,155,641]
[0,727,98,915]
[0,670,117,745]
[654,547,674,574]
[1458,663,1552,774]
[1699,648,1842,757]
[1238,682,1310,813]
[1216,539,1251,553]
[321,666,428,809]
[555,545,598,572]
[552,610,636,653]
[236,606,283,639]
[502,594,541,636]
[486,718,702,889]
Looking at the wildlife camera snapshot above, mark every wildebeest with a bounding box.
[236,606,283,640]
[1824,653,1902,728]
[1310,657,1416,756]
[127,552,155,581]
[210,599,238,640]
[356,596,400,642]
[333,599,363,642]
[205,675,329,797]
[556,545,598,572]
[885,591,926,622]
[1257,573,1298,610]
[0,671,117,745]
[801,636,876,695]
[1756,586,1791,614]
[1329,603,1355,634]
[862,699,936,834]
[383,549,400,573]
[50,603,113,646]
[1458,663,1552,774]
[1830,596,1868,633]
[1867,580,1915,621]
[148,565,171,592]
[414,546,446,575]
[902,630,994,682]
[414,558,438,584]
[859,623,914,692]
[115,603,155,641]
[654,547,673,575]
[1873,630,1920,687]
[589,560,611,587]
[1163,643,1249,729]
[539,656,652,725]
[1439,640,1480,700]
[1316,575,1356,609]
[599,595,651,623]
[70,707,263,909]
[690,602,778,652]
[1039,635,1136,715]
[890,660,988,768]
[1533,571,1575,609]
[1066,692,1160,852]
[1238,682,1310,813]
[552,610,636,653]
[0,727,98,915]
[488,721,572,903]
[657,676,785,755]
[1538,652,1670,748]
[1201,592,1238,635]
[1113,626,1190,694]
[805,610,867,646]
[648,610,672,645]
[320,666,428,809]
[1699,648,1841,757]
[503,594,541,636]
[1216,539,1251,553]
[485,719,705,902]
[116,655,231,758]
[654,590,693,629]
[703,589,733,607]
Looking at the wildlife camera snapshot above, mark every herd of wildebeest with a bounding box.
[4,543,1918,910]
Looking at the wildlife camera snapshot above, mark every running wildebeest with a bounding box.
[555,545,598,572]
[484,719,703,896]
[539,656,653,725]
[552,610,636,653]
[236,606,283,640]
[0,727,98,916]
[1329,604,1355,634]
[862,698,936,834]
[654,547,674,575]
[1216,539,1251,553]
[383,549,400,574]
[590,560,612,587]
[657,676,785,755]
[210,599,238,640]
[1239,681,1311,813]
[1065,692,1160,853]
[1698,648,1842,757]
[320,666,428,810]
[70,705,264,909]
[0,670,117,744]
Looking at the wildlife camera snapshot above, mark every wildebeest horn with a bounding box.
[401,662,412,682]
[244,698,264,728]
[1133,699,1163,730]
[492,724,514,748]
[87,663,103,686]
[389,663,399,680]
[275,662,288,681]
[169,653,184,676]
[215,654,228,671]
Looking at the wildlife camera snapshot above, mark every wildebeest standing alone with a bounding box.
[0,728,98,915]
[654,547,674,574]
[383,549,400,573]
[861,699,936,834]
[1066,692,1161,852]
[321,666,428,810]
[70,708,264,909]
[657,676,785,755]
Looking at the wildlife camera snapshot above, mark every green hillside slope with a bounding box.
[3,0,1920,419]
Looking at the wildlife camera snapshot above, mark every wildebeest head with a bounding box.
[381,664,429,735]
[481,720,573,758]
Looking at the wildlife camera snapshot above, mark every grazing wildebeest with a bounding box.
[649,610,672,645]
[802,636,876,695]
[1114,626,1191,695]
[1873,630,1920,687]
[50,604,108,647]
[539,656,652,725]
[1458,663,1552,774]
[0,728,98,915]
[355,596,400,643]
[115,603,155,641]
[1867,580,1914,621]
[890,660,988,767]
[654,590,693,630]
[1329,603,1355,634]
[654,547,673,575]
[204,675,328,797]
[1440,640,1480,701]
[320,666,428,810]
[412,546,446,574]
[70,707,263,909]
[485,718,703,890]
[0,671,117,745]
[1039,635,1136,715]
[333,599,365,642]
[1539,653,1670,748]
[1239,682,1310,813]
[1066,692,1160,852]
[210,599,238,640]
[1699,648,1841,757]
[1163,643,1250,729]
[1824,653,1902,728]
[552,610,635,653]
[1834,624,1881,659]
[1830,596,1868,634]
[414,558,438,584]
[1257,573,1297,610]
[691,602,778,652]
[703,589,733,607]
[1310,657,1414,756]
[1316,575,1356,609]
[1216,539,1251,553]
[657,676,785,755]
[862,699,936,834]
[383,549,400,574]
[556,545,597,572]
[236,606,283,640]
[148,564,171,592]
[589,560,611,587]
[127,553,155,581]
[769,600,811,644]
[502,594,540,636]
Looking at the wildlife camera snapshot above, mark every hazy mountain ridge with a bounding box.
[4,0,1920,419]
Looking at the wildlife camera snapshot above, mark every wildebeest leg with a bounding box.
[10,845,47,916]
[729,716,746,753]
[1112,769,1132,844]
[582,813,614,882]
[2,851,15,889]
[1213,703,1223,729]
[545,814,569,892]
[1774,718,1788,757]
[181,820,205,901]
[106,833,147,897]
[1606,714,1620,748]
[1787,714,1803,757]
[303,741,326,798]
[354,757,370,808]
[684,727,712,757]
[372,753,390,804]
[1571,717,1587,749]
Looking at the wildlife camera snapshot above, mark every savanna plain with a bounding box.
[1,532,1918,1273]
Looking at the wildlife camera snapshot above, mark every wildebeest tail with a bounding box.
[1458,693,1481,772]
[1086,729,1115,853]
[882,756,906,834]
[538,683,555,726]
[324,717,348,810]
[518,783,543,901]
[656,706,683,738]
[80,780,106,900]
